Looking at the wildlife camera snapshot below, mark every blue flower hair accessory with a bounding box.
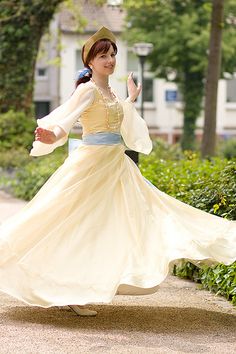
[75,67,92,81]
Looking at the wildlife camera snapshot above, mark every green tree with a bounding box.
[0,0,106,116]
[124,0,236,151]
[0,0,65,115]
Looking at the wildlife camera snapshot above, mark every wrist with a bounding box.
[53,126,66,141]
[127,96,135,103]
[51,132,57,143]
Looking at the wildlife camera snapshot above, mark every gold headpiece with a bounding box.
[82,26,116,63]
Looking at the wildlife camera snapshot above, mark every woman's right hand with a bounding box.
[34,127,57,144]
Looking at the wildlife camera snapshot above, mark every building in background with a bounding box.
[34,17,60,118]
[34,1,236,142]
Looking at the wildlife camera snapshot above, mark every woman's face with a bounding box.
[89,44,116,77]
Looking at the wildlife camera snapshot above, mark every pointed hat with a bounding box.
[82,26,116,63]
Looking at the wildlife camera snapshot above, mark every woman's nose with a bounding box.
[108,55,115,63]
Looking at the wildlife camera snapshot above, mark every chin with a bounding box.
[105,67,115,73]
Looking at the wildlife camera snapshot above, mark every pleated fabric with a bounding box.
[0,142,235,307]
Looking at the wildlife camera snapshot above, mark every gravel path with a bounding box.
[0,190,235,354]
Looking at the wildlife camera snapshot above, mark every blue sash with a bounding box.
[82,132,122,145]
[68,132,122,154]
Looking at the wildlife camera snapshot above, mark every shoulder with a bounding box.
[79,81,95,92]
[73,81,96,99]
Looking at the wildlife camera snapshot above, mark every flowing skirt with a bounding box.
[0,141,236,307]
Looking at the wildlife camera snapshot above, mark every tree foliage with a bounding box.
[0,0,64,115]
[0,0,107,116]
[123,0,236,150]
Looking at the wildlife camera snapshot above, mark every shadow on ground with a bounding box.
[3,304,236,335]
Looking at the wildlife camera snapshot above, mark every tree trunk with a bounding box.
[180,71,204,151]
[0,0,63,115]
[201,0,224,157]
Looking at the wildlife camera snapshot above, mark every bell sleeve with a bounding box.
[30,82,95,156]
[120,98,153,155]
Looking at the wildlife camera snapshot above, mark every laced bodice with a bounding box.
[79,87,123,137]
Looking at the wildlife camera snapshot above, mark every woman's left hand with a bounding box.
[127,72,141,102]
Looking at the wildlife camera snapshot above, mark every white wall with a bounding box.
[60,34,78,102]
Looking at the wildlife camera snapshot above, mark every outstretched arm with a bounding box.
[120,73,152,155]
[127,72,142,102]
[30,82,95,156]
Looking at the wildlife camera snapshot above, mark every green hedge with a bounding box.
[9,146,67,200]
[0,147,31,169]
[172,261,236,305]
[219,138,236,159]
[0,132,80,199]
[139,149,236,220]
[0,110,35,150]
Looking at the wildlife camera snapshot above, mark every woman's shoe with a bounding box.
[68,305,97,317]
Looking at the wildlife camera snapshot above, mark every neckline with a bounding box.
[90,80,119,103]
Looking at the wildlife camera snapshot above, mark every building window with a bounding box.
[165,89,182,103]
[36,68,47,79]
[226,78,236,102]
[34,101,50,119]
[143,77,153,102]
[127,50,154,103]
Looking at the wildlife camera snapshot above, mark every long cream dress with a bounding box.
[0,81,235,307]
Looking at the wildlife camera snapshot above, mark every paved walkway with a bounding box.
[0,191,235,353]
[0,190,26,222]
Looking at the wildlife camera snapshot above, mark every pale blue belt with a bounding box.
[68,132,122,154]
[83,132,122,145]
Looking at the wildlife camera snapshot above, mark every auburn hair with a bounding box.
[76,39,117,87]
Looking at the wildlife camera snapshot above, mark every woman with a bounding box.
[0,27,236,317]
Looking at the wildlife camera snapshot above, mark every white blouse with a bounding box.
[30,81,152,156]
